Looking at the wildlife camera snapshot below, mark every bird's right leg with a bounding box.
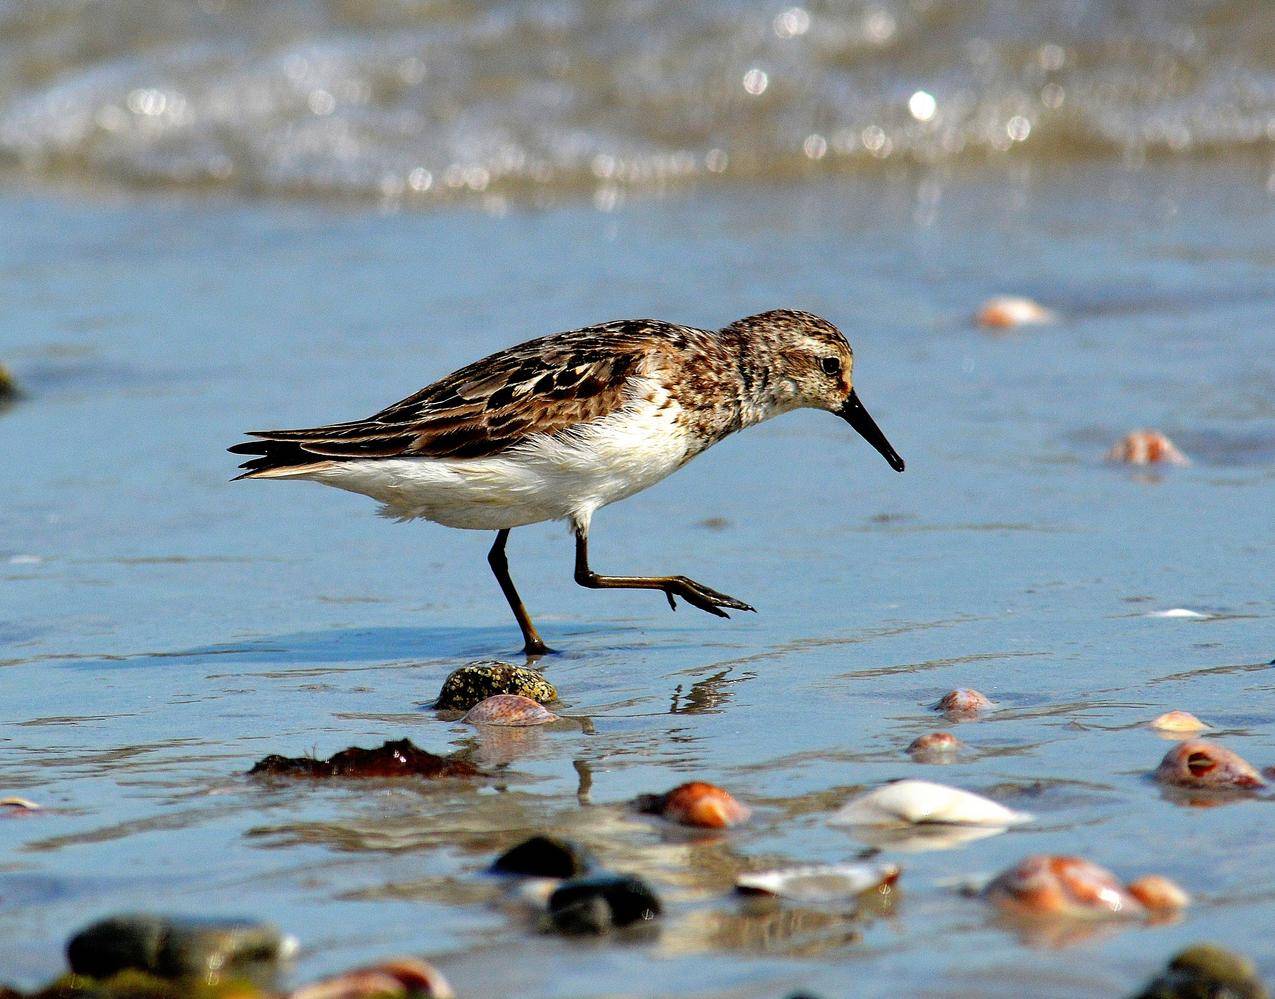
[572,526,754,618]
[488,529,553,656]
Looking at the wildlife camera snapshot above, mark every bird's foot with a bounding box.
[661,576,756,618]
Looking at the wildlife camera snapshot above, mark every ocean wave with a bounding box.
[1,0,1273,203]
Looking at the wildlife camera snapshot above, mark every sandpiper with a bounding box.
[230,310,904,655]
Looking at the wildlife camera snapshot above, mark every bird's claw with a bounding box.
[662,576,755,619]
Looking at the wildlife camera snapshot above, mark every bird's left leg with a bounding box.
[572,525,754,618]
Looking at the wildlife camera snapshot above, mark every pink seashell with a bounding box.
[935,689,992,719]
[975,296,1055,330]
[1106,430,1190,466]
[290,958,454,999]
[1155,740,1265,790]
[984,855,1144,920]
[462,694,558,727]
[1151,710,1208,733]
[907,732,963,760]
[1127,875,1191,913]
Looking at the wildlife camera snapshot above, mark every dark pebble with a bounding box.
[249,739,478,779]
[434,661,558,711]
[548,874,661,934]
[66,914,292,980]
[491,835,592,879]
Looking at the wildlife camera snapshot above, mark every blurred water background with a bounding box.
[1,2,1274,997]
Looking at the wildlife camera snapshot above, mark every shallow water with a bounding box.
[1,160,1274,997]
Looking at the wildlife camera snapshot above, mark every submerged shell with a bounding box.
[907,732,964,759]
[735,862,899,903]
[976,296,1055,329]
[1106,430,1190,466]
[1155,740,1265,789]
[434,660,558,710]
[0,796,40,811]
[290,958,455,999]
[829,780,1031,828]
[1127,875,1191,913]
[1151,710,1209,733]
[463,694,558,727]
[936,688,992,719]
[639,781,750,828]
[984,855,1144,919]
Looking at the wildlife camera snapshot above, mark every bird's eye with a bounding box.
[820,356,842,376]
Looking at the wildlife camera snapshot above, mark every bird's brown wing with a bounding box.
[229,322,680,477]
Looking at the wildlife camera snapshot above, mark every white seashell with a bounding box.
[828,780,1032,828]
[1146,608,1209,619]
[736,862,898,903]
[0,797,41,811]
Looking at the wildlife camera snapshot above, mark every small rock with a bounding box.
[66,914,295,980]
[1127,875,1192,914]
[289,958,454,999]
[491,835,592,879]
[1131,944,1268,999]
[434,661,557,711]
[547,874,662,934]
[249,739,478,779]
[0,364,19,405]
[1107,430,1190,466]
[634,781,750,829]
[463,694,558,727]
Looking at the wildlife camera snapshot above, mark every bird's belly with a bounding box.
[307,403,695,530]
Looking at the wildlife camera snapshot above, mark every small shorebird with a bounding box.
[230,310,904,655]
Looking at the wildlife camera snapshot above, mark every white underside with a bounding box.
[268,385,697,531]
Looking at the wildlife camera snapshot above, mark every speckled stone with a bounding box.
[433,661,557,711]
[66,915,293,980]
[1131,944,1269,999]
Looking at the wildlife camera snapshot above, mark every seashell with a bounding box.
[1147,608,1210,619]
[636,781,750,829]
[1126,875,1191,913]
[975,296,1055,330]
[829,779,1031,828]
[433,660,557,710]
[907,732,963,759]
[735,862,899,903]
[935,688,992,719]
[1155,740,1265,790]
[983,855,1145,920]
[1106,430,1190,466]
[1150,710,1208,733]
[462,693,558,727]
[290,958,455,999]
[0,796,41,811]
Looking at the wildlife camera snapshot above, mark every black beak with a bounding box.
[839,390,905,472]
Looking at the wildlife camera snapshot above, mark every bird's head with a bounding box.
[725,309,905,472]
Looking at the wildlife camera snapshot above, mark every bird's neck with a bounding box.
[727,327,800,428]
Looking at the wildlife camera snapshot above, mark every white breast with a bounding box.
[301,380,696,531]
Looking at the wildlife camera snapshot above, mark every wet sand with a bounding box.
[1,161,1273,996]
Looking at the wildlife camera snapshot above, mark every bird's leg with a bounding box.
[488,529,553,656]
[572,527,755,618]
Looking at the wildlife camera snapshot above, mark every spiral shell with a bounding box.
[463,694,558,727]
[907,732,963,759]
[639,781,750,828]
[290,958,454,999]
[975,296,1055,330]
